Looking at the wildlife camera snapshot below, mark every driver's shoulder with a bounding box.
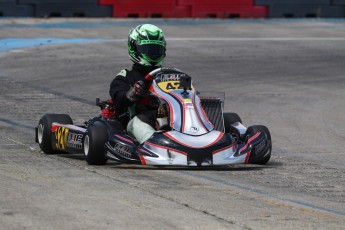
[116,69,129,78]
[115,68,141,79]
[114,69,143,86]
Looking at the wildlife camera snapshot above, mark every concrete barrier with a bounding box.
[99,0,182,18]
[98,0,267,18]
[333,0,345,5]
[0,0,33,17]
[17,0,112,17]
[177,0,268,18]
[1,0,344,18]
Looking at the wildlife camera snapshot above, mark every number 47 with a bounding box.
[166,82,180,90]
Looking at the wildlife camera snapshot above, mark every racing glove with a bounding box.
[126,80,147,102]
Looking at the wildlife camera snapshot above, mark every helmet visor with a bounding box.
[137,44,166,56]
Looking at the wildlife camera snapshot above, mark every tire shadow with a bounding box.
[109,164,267,171]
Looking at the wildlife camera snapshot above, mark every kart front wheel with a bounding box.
[37,114,73,154]
[83,126,108,165]
[246,125,272,165]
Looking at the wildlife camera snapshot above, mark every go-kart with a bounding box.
[35,67,272,166]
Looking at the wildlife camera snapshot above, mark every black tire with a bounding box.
[83,126,108,165]
[37,114,73,154]
[223,112,242,134]
[246,125,272,165]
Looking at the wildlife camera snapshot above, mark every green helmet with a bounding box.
[128,24,166,67]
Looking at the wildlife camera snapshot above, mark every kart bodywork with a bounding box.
[36,67,271,166]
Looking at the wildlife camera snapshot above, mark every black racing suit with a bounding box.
[109,63,159,128]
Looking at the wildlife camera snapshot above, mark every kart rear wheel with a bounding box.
[223,112,242,135]
[37,114,73,154]
[83,126,108,165]
[246,125,272,165]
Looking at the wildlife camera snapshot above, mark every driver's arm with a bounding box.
[109,75,133,108]
[109,75,147,107]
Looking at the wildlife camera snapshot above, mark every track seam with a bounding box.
[0,135,36,151]
[177,171,345,218]
[0,76,94,106]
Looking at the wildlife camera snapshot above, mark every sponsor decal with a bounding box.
[113,143,132,158]
[157,73,184,82]
[190,126,199,133]
[254,140,266,154]
[155,73,194,93]
[66,133,83,150]
[55,127,69,150]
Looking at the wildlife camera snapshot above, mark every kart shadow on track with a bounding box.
[55,146,281,172]
[110,163,279,171]
[111,165,265,171]
[56,151,279,171]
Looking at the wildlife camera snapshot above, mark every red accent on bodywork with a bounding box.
[139,155,147,165]
[245,150,251,164]
[238,132,261,154]
[137,148,152,155]
[248,132,261,143]
[212,143,235,155]
[51,125,59,132]
[145,74,153,82]
[241,132,261,164]
[114,135,134,144]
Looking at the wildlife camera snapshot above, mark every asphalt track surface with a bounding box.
[0,19,345,229]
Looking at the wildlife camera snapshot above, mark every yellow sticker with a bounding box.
[55,127,69,150]
[156,81,195,93]
[157,80,180,92]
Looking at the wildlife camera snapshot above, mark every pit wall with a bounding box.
[1,0,344,18]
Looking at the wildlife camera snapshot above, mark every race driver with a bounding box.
[109,24,166,144]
